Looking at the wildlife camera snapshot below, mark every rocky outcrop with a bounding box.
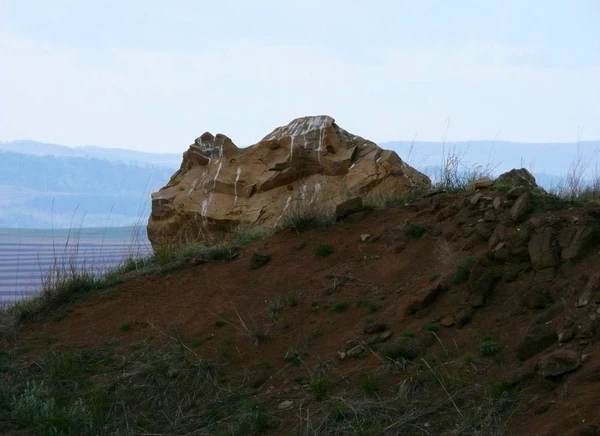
[148,115,430,246]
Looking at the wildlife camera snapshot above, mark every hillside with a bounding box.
[0,140,182,169]
[1,173,599,435]
[0,151,174,228]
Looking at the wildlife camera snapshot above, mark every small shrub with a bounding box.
[382,337,424,361]
[332,302,349,312]
[403,329,415,337]
[425,323,438,332]
[367,303,380,313]
[309,376,331,400]
[119,321,132,332]
[359,374,380,396]
[251,330,269,345]
[190,337,202,347]
[11,381,93,435]
[215,318,227,327]
[495,182,512,192]
[286,292,299,308]
[479,340,500,356]
[452,255,475,285]
[315,244,334,257]
[404,223,428,239]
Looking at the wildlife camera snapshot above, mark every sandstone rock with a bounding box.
[347,344,367,358]
[471,192,483,205]
[522,286,553,310]
[440,315,455,327]
[148,115,430,246]
[335,197,364,220]
[472,178,493,190]
[496,168,538,189]
[538,349,581,377]
[528,226,559,270]
[364,323,387,334]
[510,193,533,222]
[493,197,502,209]
[559,220,599,262]
[278,400,294,410]
[250,248,271,270]
[516,324,558,361]
[455,307,475,328]
[577,273,600,307]
[405,282,447,316]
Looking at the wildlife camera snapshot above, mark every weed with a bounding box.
[332,302,349,312]
[286,291,299,308]
[452,255,475,285]
[495,182,512,192]
[403,329,415,337]
[367,303,380,313]
[479,340,500,356]
[425,323,439,332]
[315,244,334,257]
[404,223,428,239]
[282,202,335,233]
[359,374,380,396]
[119,321,132,332]
[309,375,332,400]
[215,318,227,327]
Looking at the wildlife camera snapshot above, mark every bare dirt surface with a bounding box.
[6,184,600,435]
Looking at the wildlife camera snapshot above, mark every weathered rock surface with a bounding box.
[148,116,430,246]
[538,349,581,377]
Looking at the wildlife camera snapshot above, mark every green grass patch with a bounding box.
[315,244,334,257]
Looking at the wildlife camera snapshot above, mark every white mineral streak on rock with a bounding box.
[276,195,292,224]
[188,178,198,196]
[234,167,242,204]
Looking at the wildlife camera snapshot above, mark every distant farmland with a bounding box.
[0,227,152,304]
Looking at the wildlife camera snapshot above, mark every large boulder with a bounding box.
[147,115,430,246]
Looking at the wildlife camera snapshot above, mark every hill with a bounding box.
[0,151,174,228]
[1,174,599,435]
[0,140,182,169]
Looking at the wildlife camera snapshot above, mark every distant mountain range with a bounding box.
[1,140,182,169]
[1,138,598,229]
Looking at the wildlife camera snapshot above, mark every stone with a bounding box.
[522,286,553,310]
[148,115,430,246]
[250,248,271,270]
[483,210,496,222]
[471,192,483,205]
[378,331,393,342]
[559,221,599,261]
[364,323,387,334]
[538,349,581,377]
[496,168,538,189]
[294,240,306,250]
[516,324,558,361]
[469,294,486,308]
[440,315,455,327]
[510,193,533,222]
[576,273,600,307]
[337,351,347,360]
[493,197,502,210]
[347,344,367,358]
[455,307,475,328]
[360,233,371,242]
[473,178,493,190]
[278,400,294,410]
[579,424,600,436]
[335,197,364,220]
[528,227,559,270]
[405,282,447,316]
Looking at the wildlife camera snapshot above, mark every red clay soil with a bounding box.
[12,188,600,435]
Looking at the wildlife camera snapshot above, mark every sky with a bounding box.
[1,0,599,153]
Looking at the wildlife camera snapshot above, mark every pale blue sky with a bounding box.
[1,0,599,152]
